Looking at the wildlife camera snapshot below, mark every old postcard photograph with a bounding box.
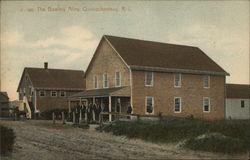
[0,0,249,159]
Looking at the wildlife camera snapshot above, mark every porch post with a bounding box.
[109,96,112,121]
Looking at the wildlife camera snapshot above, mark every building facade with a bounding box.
[71,35,229,120]
[226,84,250,119]
[17,63,85,117]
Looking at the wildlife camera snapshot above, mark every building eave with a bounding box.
[130,65,230,76]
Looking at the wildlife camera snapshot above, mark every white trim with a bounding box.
[51,90,57,97]
[115,72,121,87]
[60,91,66,97]
[174,97,182,113]
[204,75,210,88]
[39,90,45,97]
[145,96,154,114]
[203,97,210,113]
[93,75,98,89]
[145,72,154,87]
[174,73,181,88]
[103,73,109,88]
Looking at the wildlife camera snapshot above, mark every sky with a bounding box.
[0,0,249,101]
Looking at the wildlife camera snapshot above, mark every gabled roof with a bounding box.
[226,84,250,99]
[17,68,85,91]
[0,92,9,102]
[101,35,229,76]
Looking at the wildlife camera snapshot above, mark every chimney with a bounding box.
[44,62,48,69]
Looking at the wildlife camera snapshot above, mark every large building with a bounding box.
[70,35,229,121]
[226,84,250,119]
[17,63,85,117]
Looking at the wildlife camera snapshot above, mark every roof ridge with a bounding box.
[25,67,84,72]
[104,35,198,48]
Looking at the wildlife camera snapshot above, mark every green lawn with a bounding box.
[97,119,250,154]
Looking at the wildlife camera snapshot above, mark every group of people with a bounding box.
[74,102,102,123]
[73,101,133,124]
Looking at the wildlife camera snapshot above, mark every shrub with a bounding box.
[98,119,250,153]
[183,133,249,154]
[40,108,68,120]
[0,125,15,155]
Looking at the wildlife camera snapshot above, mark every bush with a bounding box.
[40,108,68,120]
[183,133,249,154]
[98,119,250,153]
[0,125,15,155]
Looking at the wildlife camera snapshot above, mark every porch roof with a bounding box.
[69,86,130,99]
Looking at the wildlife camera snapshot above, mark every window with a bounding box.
[51,91,57,97]
[115,72,121,87]
[204,75,210,88]
[203,98,210,112]
[146,97,154,114]
[60,91,66,97]
[145,72,153,86]
[93,75,98,89]
[174,73,181,87]
[174,97,181,113]
[103,73,109,88]
[39,90,45,97]
[241,100,245,108]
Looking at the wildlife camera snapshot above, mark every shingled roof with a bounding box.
[226,84,250,99]
[102,35,229,76]
[17,68,85,91]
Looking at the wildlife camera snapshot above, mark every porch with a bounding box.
[68,86,131,122]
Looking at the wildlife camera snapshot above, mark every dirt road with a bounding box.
[0,120,247,160]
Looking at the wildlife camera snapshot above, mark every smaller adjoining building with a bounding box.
[17,62,85,118]
[226,84,250,119]
[0,92,10,117]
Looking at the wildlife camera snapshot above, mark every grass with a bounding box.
[0,125,15,155]
[97,119,250,154]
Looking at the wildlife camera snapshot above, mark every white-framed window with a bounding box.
[145,97,154,114]
[174,73,181,87]
[60,91,66,97]
[39,90,45,97]
[51,91,57,97]
[103,73,109,88]
[93,75,98,89]
[145,72,153,86]
[174,97,181,113]
[203,97,210,112]
[115,72,121,87]
[241,100,245,108]
[204,75,210,88]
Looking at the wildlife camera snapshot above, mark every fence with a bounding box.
[52,111,166,125]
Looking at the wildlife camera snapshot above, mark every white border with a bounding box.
[204,75,210,88]
[203,97,210,112]
[115,72,121,87]
[145,72,154,87]
[174,97,181,113]
[174,73,181,88]
[145,96,154,114]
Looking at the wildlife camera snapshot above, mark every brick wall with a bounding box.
[86,39,130,90]
[131,70,225,120]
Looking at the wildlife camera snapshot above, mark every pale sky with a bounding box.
[0,1,249,100]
